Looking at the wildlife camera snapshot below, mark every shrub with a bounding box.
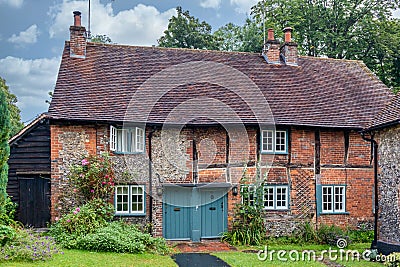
[0,225,16,246]
[347,228,374,243]
[76,221,169,255]
[69,153,115,202]
[0,197,17,226]
[0,229,61,262]
[222,167,266,246]
[49,199,114,248]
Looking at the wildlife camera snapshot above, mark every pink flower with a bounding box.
[73,210,78,214]
[105,175,109,179]
[76,207,80,212]
[102,181,106,185]
[90,189,94,193]
[67,219,71,223]
[55,217,59,221]
[81,159,89,166]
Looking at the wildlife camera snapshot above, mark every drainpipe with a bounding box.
[148,127,156,235]
[361,132,378,252]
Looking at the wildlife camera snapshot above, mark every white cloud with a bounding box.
[8,24,39,44]
[48,0,176,46]
[200,0,221,9]
[230,0,259,14]
[0,56,60,122]
[0,0,23,8]
[393,9,400,18]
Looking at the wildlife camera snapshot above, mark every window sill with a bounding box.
[112,151,145,155]
[260,152,288,155]
[114,213,146,217]
[320,212,349,215]
[263,209,290,212]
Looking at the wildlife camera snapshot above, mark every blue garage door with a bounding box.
[163,185,228,241]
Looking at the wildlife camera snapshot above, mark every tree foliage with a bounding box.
[0,83,10,202]
[158,7,218,50]
[0,77,23,136]
[90,34,112,44]
[250,0,400,91]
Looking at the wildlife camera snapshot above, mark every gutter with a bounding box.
[361,132,379,251]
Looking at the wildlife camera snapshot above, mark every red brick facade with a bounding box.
[50,123,374,236]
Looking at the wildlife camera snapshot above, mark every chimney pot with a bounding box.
[267,28,274,41]
[283,27,293,43]
[73,11,82,27]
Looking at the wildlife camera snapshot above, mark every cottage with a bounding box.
[10,11,393,241]
[364,94,400,254]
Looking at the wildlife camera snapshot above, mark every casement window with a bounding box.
[261,129,287,153]
[241,184,289,210]
[115,185,145,215]
[321,185,346,213]
[263,185,289,210]
[110,126,145,153]
[241,185,256,206]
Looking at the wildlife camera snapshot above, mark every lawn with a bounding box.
[1,250,177,267]
[213,243,384,267]
[1,243,386,267]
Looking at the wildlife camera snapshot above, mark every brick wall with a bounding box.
[51,122,374,237]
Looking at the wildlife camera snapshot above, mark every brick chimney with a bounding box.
[69,11,86,58]
[280,27,298,66]
[262,28,281,64]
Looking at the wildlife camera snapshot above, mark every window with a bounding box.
[241,184,289,210]
[321,185,345,213]
[261,129,287,153]
[115,185,145,215]
[110,126,145,153]
[242,185,256,206]
[263,186,289,210]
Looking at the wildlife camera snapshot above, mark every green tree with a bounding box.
[158,6,218,50]
[251,0,400,91]
[90,34,112,44]
[0,84,10,203]
[0,78,23,136]
[214,18,264,53]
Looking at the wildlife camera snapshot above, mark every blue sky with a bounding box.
[0,0,399,123]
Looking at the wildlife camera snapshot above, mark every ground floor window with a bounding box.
[321,185,346,213]
[115,185,145,215]
[241,184,289,210]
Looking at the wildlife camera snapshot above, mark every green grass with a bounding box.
[213,243,384,267]
[1,249,177,267]
[1,243,385,267]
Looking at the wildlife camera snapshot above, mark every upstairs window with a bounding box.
[110,126,145,153]
[261,130,287,154]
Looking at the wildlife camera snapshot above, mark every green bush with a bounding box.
[76,221,169,255]
[0,229,61,262]
[0,197,17,226]
[48,199,114,248]
[347,228,374,243]
[316,224,349,246]
[0,225,16,246]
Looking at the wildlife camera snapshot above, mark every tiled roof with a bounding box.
[48,42,393,128]
[368,94,400,130]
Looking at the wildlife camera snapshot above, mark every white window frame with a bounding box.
[263,185,289,210]
[322,185,346,213]
[109,126,145,153]
[241,185,256,206]
[115,185,145,215]
[261,129,287,153]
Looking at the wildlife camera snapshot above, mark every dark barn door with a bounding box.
[18,176,50,227]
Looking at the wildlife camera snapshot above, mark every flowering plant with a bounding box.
[69,153,115,202]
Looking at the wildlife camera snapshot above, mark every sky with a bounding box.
[0,0,399,124]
